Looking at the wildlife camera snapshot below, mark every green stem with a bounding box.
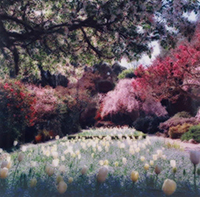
[96,181,100,195]
[194,164,197,193]
[12,161,20,187]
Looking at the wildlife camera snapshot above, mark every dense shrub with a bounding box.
[168,123,193,139]
[0,80,37,147]
[75,71,101,96]
[27,84,82,137]
[173,111,192,118]
[134,28,200,104]
[132,116,169,134]
[101,79,167,123]
[181,124,200,142]
[0,79,86,148]
[118,68,135,79]
[159,112,199,134]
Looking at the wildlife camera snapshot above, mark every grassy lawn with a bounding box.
[0,128,199,197]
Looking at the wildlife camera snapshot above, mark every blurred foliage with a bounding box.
[181,124,200,143]
[0,0,199,76]
[0,79,37,147]
[168,123,193,139]
[173,111,192,119]
[159,112,199,133]
[132,115,168,134]
[118,68,135,79]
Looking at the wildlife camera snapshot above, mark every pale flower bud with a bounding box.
[152,154,158,161]
[114,161,119,167]
[157,150,163,157]
[122,157,127,165]
[170,160,176,168]
[162,179,177,196]
[97,166,108,183]
[68,177,73,184]
[52,151,58,159]
[13,141,18,146]
[21,146,27,152]
[18,153,24,162]
[150,160,154,166]
[144,163,150,171]
[45,165,54,176]
[57,181,67,194]
[131,170,139,182]
[30,178,37,188]
[99,160,104,166]
[140,156,145,162]
[0,167,8,179]
[81,165,87,175]
[52,159,59,167]
[55,135,60,140]
[104,160,109,165]
[189,151,200,165]
[135,147,140,152]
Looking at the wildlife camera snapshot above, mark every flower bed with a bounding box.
[68,128,146,140]
[0,128,200,196]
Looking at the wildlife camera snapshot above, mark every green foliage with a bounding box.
[173,111,192,119]
[181,124,200,143]
[0,0,199,76]
[118,68,135,79]
[168,123,193,139]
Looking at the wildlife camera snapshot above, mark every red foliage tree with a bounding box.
[134,28,200,103]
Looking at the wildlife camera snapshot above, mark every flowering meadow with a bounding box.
[0,128,200,197]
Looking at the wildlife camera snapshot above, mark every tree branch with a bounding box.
[0,13,34,31]
[81,27,114,59]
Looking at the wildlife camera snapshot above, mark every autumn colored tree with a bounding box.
[100,78,167,123]
[0,0,199,76]
[134,27,200,104]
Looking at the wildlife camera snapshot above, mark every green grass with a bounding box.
[0,128,199,197]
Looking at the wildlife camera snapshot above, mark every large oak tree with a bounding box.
[0,0,199,76]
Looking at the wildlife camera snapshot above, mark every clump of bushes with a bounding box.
[0,79,37,148]
[181,124,200,143]
[168,123,193,139]
[173,111,192,118]
[159,111,198,134]
[132,115,168,134]
[0,79,86,148]
[118,68,135,79]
